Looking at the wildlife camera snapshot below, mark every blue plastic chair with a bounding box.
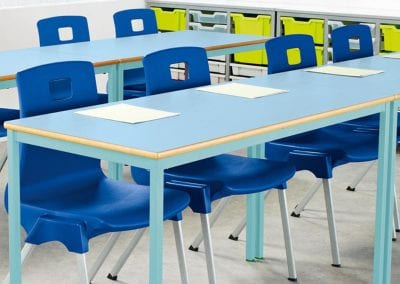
[37,16,90,46]
[108,46,298,283]
[3,61,191,283]
[262,34,380,267]
[36,16,108,104]
[113,9,158,99]
[330,24,400,232]
[331,24,378,130]
[331,24,400,134]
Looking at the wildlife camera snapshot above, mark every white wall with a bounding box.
[0,0,146,51]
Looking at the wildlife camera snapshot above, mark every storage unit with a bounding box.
[381,24,400,51]
[231,63,267,77]
[190,10,228,24]
[151,7,186,31]
[231,13,271,65]
[208,60,226,74]
[189,22,228,33]
[281,16,324,45]
[280,16,324,65]
[210,73,226,84]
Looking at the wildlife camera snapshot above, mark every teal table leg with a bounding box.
[108,163,123,181]
[107,64,121,103]
[373,101,397,284]
[149,166,164,284]
[107,64,123,180]
[246,145,265,260]
[255,145,265,259]
[8,130,21,284]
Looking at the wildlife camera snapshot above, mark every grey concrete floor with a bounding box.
[0,146,400,283]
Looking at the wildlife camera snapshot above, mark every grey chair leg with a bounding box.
[200,214,217,284]
[3,243,35,284]
[291,179,322,217]
[393,186,400,232]
[346,161,375,191]
[228,191,271,241]
[189,198,230,251]
[107,229,146,281]
[76,253,90,284]
[278,190,297,281]
[0,145,7,172]
[89,232,121,281]
[322,179,341,267]
[173,221,189,284]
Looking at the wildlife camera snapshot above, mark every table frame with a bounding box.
[6,94,398,283]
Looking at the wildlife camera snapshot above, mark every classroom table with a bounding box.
[5,55,399,284]
[0,30,267,177]
[0,30,268,100]
[0,30,268,284]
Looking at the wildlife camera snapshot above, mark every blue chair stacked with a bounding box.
[287,26,400,227]
[3,61,191,284]
[331,24,400,232]
[113,9,158,99]
[107,46,298,283]
[263,34,380,267]
[332,24,385,132]
[36,16,108,104]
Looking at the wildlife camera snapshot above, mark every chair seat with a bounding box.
[0,108,20,137]
[266,124,378,176]
[341,113,400,132]
[9,177,190,252]
[124,68,146,90]
[164,154,296,202]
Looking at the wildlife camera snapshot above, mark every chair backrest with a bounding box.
[143,46,211,95]
[265,34,317,74]
[113,9,158,38]
[15,61,103,201]
[131,47,211,184]
[331,24,373,63]
[37,16,90,46]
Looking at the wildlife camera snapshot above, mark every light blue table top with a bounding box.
[0,31,267,79]
[6,56,399,157]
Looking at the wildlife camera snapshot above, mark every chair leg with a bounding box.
[228,191,271,241]
[173,221,189,284]
[88,232,121,281]
[107,229,146,281]
[3,243,35,284]
[0,145,7,173]
[291,179,322,217]
[76,253,90,284]
[393,219,397,241]
[189,198,230,251]
[393,185,400,232]
[346,161,375,191]
[278,190,297,281]
[200,214,217,284]
[322,179,341,267]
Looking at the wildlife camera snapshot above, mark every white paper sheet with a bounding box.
[306,65,383,77]
[196,82,288,99]
[382,53,400,59]
[76,103,179,124]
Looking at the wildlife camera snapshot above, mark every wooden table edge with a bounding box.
[5,95,395,160]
